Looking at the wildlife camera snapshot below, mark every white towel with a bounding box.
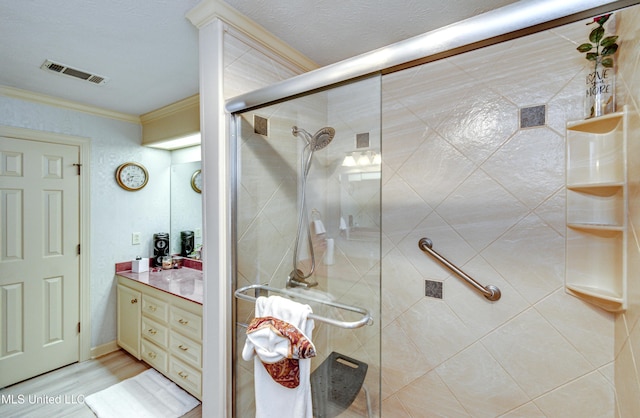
[242,295,315,418]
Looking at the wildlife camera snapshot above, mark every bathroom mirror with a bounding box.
[170,147,202,257]
[339,167,381,241]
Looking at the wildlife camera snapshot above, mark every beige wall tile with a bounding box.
[482,128,565,210]
[381,394,412,418]
[536,289,614,368]
[435,343,529,417]
[436,169,529,251]
[482,214,565,304]
[380,247,425,326]
[395,370,471,417]
[500,402,546,418]
[481,309,592,398]
[435,88,519,165]
[380,321,432,395]
[615,339,640,417]
[396,297,479,368]
[443,255,528,336]
[534,371,615,418]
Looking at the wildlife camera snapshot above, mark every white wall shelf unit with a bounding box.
[565,107,628,312]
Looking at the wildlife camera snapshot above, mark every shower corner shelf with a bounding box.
[564,106,628,313]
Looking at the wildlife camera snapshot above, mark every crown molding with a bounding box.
[140,94,200,123]
[0,85,140,124]
[186,0,319,73]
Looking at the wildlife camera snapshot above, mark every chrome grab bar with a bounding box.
[234,284,374,329]
[418,238,501,301]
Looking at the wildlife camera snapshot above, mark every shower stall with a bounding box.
[231,76,382,417]
[202,1,640,417]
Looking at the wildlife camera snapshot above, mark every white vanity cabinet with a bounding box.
[116,275,203,400]
[565,107,629,312]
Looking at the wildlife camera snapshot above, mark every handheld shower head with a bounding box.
[288,125,337,289]
[292,126,335,151]
[310,127,335,151]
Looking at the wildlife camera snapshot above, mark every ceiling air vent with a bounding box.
[40,60,109,85]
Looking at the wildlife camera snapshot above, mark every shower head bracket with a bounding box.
[287,270,319,289]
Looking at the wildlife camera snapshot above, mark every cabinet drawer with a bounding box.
[170,306,202,340]
[142,294,168,323]
[169,356,202,399]
[142,316,168,347]
[141,340,168,374]
[170,331,202,368]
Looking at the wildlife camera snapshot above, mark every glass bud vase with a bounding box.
[585,57,615,118]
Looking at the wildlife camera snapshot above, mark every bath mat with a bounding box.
[84,368,199,418]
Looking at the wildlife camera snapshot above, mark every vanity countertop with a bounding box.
[116,266,203,305]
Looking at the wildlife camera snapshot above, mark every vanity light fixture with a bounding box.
[357,152,370,166]
[342,153,357,167]
[343,150,381,167]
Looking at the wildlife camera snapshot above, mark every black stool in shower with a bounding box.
[311,352,369,418]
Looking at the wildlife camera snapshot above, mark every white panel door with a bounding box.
[0,136,80,387]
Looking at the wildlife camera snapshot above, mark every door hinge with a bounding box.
[77,322,81,333]
[73,163,82,175]
[77,244,81,255]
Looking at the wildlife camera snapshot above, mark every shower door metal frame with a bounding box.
[225,0,640,114]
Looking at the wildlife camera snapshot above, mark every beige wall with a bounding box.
[380,17,620,417]
[614,6,640,418]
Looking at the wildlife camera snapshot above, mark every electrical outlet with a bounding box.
[195,228,201,238]
[132,232,141,245]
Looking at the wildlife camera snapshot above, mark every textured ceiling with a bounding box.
[0,0,518,116]
[224,0,519,66]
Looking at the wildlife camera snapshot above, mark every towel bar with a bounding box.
[418,237,501,301]
[234,284,373,329]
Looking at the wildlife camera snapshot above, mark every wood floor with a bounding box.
[0,349,202,418]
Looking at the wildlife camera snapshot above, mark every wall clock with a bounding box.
[191,169,202,193]
[115,162,149,191]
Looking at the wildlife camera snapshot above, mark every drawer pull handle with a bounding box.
[148,328,157,335]
[178,319,189,325]
[149,352,156,359]
[131,298,138,304]
[148,305,157,312]
[178,344,189,351]
[178,371,188,379]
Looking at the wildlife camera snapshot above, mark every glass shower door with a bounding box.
[232,75,381,417]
